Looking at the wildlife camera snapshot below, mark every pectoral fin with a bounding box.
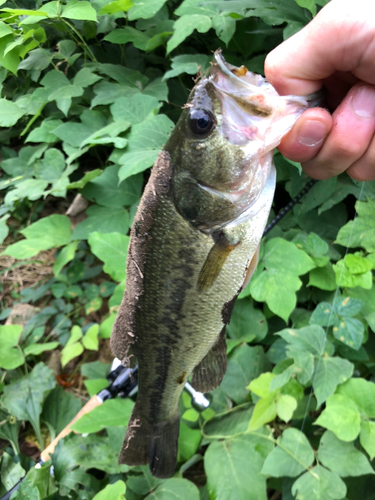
[191,327,227,393]
[197,233,239,292]
[241,245,260,291]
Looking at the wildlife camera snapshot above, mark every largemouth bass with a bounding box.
[111,50,314,478]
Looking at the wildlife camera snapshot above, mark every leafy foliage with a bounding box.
[1,0,375,499]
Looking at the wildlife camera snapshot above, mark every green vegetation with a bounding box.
[1,0,375,499]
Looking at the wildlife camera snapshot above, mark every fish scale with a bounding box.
[111,50,316,478]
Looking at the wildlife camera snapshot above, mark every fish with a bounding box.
[110,49,316,478]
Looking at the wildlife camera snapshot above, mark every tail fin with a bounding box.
[119,406,180,479]
[149,417,180,478]
[118,406,151,466]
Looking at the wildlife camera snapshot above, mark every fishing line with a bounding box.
[263,179,318,236]
[294,180,366,472]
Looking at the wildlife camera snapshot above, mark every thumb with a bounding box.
[264,0,375,95]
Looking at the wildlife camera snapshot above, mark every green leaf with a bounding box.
[275,394,297,423]
[73,67,102,87]
[1,363,56,448]
[61,342,84,367]
[26,119,62,143]
[250,238,315,321]
[111,94,160,125]
[84,379,108,397]
[0,98,25,126]
[335,296,364,317]
[0,214,9,245]
[167,15,212,54]
[220,345,270,404]
[248,395,276,430]
[336,378,375,418]
[163,54,210,80]
[67,169,102,189]
[81,361,110,380]
[100,312,116,339]
[72,205,129,240]
[92,481,126,500]
[88,232,129,282]
[42,385,82,436]
[248,372,275,398]
[313,357,354,407]
[315,394,361,441]
[124,114,174,153]
[203,405,252,439]
[61,0,97,21]
[309,302,337,327]
[332,317,364,350]
[333,259,373,289]
[308,263,337,291]
[291,465,346,500]
[3,214,71,259]
[212,15,236,45]
[336,198,375,252]
[128,0,167,20]
[118,150,159,181]
[0,409,21,455]
[318,430,374,477]
[53,241,78,276]
[82,166,142,208]
[24,341,59,356]
[0,452,26,491]
[71,398,134,433]
[144,478,199,500]
[104,26,151,50]
[205,434,273,500]
[360,421,375,460]
[261,428,314,478]
[345,253,373,273]
[177,422,201,462]
[277,325,326,357]
[0,324,24,370]
[82,324,99,350]
[227,299,267,342]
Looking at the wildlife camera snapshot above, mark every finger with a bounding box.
[264,0,375,96]
[277,108,332,163]
[301,83,375,180]
[347,134,375,181]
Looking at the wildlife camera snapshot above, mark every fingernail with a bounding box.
[352,86,375,118]
[298,120,327,147]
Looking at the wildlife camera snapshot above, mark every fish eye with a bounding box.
[188,109,215,137]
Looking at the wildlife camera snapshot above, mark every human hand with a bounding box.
[265,0,375,181]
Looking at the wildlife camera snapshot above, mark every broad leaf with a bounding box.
[0,324,24,370]
[261,428,314,477]
[88,232,129,282]
[167,15,212,53]
[291,465,346,500]
[313,357,354,407]
[1,363,56,447]
[71,398,134,433]
[315,394,361,441]
[336,198,375,252]
[205,434,273,500]
[250,238,315,321]
[3,214,71,259]
[82,166,142,208]
[72,205,129,240]
[144,478,199,500]
[318,431,373,477]
[93,481,126,500]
